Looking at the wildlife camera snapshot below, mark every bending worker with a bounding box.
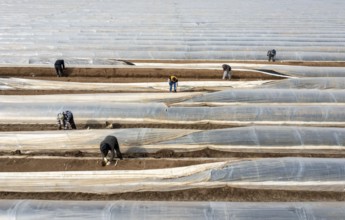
[54,59,66,77]
[57,110,77,130]
[100,135,123,166]
[267,49,276,62]
[168,75,178,92]
[222,64,232,80]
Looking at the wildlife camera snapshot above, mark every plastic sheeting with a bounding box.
[1,0,345,63]
[0,93,203,104]
[0,158,344,193]
[1,126,344,154]
[1,102,345,126]
[0,77,267,91]
[184,89,345,104]
[7,89,345,106]
[250,65,345,78]
[136,63,345,78]
[160,126,345,151]
[0,128,196,153]
[0,200,344,220]
[261,77,345,89]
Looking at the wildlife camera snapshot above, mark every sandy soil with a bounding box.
[1,187,344,202]
[0,157,221,172]
[0,67,281,80]
[0,61,343,201]
[1,148,344,165]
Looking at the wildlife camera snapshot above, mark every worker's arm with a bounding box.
[100,143,109,166]
[109,148,115,162]
[64,112,72,129]
[101,154,108,166]
[57,116,62,130]
[62,60,65,69]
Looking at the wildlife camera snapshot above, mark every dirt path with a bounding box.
[0,149,343,172]
[1,187,344,202]
[0,157,226,172]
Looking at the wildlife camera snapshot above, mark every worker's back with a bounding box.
[55,59,64,66]
[169,75,178,82]
[100,135,116,150]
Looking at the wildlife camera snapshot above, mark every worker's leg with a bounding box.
[173,82,177,92]
[101,150,108,159]
[169,81,173,92]
[62,121,67,130]
[59,67,64,77]
[272,56,275,62]
[228,71,232,80]
[223,71,228,80]
[69,119,77,129]
[100,144,109,159]
[55,66,60,77]
[100,146,109,166]
[113,138,123,160]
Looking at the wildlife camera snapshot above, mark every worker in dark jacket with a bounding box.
[57,110,77,130]
[54,59,66,77]
[267,49,276,62]
[168,75,178,92]
[222,64,232,80]
[100,135,123,166]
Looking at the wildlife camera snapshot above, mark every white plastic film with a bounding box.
[0,77,267,91]
[0,128,196,153]
[0,200,344,220]
[185,89,345,104]
[135,63,345,78]
[0,93,203,104]
[1,102,345,126]
[261,77,345,89]
[7,89,345,106]
[249,65,345,78]
[1,0,345,63]
[0,158,344,193]
[0,126,344,154]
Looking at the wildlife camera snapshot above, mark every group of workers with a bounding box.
[54,48,276,88]
[160,49,277,89]
[54,49,277,165]
[221,49,277,80]
[57,110,122,167]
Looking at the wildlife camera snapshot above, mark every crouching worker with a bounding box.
[54,59,66,77]
[267,49,276,62]
[100,135,123,166]
[168,75,178,92]
[222,64,232,80]
[57,110,77,130]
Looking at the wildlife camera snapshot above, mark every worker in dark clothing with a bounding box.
[168,75,178,92]
[54,59,66,77]
[267,49,276,62]
[222,64,232,80]
[100,135,123,166]
[57,110,77,130]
